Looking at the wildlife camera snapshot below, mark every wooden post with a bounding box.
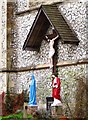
[53,38,58,74]
[23,102,28,118]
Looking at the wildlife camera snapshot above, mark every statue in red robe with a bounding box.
[51,74,62,106]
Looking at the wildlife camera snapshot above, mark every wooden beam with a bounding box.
[16,6,40,16]
[53,38,58,74]
[15,2,62,16]
[57,59,88,67]
[0,59,88,73]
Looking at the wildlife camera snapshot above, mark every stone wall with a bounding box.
[0,0,7,94]
[58,64,86,118]
[7,1,88,118]
[17,0,64,12]
[0,0,88,118]
[11,1,88,68]
[0,0,7,68]
[9,69,52,100]
[58,2,87,61]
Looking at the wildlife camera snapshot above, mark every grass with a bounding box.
[0,112,32,120]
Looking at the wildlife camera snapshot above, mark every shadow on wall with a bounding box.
[74,77,87,118]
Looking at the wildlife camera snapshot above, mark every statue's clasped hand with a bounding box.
[53,84,58,88]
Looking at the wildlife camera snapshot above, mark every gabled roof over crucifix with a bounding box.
[23,4,79,51]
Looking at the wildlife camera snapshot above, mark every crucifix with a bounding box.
[45,27,59,74]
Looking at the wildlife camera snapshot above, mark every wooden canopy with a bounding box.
[23,4,79,51]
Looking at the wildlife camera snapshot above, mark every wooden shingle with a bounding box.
[42,4,79,43]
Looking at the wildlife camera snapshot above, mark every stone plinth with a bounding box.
[51,105,63,118]
[27,105,38,115]
[23,102,28,118]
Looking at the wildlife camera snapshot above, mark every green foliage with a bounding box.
[1,112,23,120]
[0,112,32,120]
[32,109,58,120]
[5,91,14,113]
[0,116,2,120]
[27,114,32,119]
[4,91,24,115]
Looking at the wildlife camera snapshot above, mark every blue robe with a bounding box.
[28,74,37,106]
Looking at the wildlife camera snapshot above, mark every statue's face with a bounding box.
[51,74,55,79]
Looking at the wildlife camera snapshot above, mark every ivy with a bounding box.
[5,91,14,114]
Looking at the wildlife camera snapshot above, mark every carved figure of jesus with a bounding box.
[51,74,62,106]
[46,35,59,68]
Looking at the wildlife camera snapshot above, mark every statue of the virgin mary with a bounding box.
[28,74,37,106]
